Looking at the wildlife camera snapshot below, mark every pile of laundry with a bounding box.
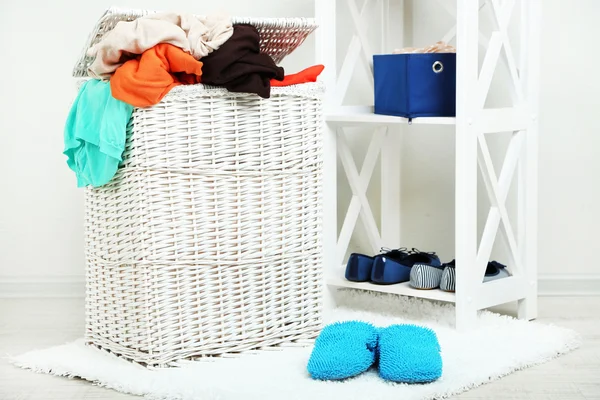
[64,12,324,188]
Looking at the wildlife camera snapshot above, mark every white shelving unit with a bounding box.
[315,0,541,329]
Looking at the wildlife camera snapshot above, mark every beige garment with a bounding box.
[87,12,233,79]
[393,41,456,54]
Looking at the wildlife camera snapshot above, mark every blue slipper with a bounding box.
[307,321,379,380]
[378,324,443,383]
[345,248,408,282]
[372,248,440,285]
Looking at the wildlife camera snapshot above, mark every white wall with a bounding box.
[537,0,600,280]
[0,0,598,295]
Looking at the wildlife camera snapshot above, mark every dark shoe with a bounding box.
[344,248,409,282]
[345,253,375,282]
[439,260,509,292]
[372,248,440,285]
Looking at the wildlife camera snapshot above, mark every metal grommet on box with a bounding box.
[432,61,444,73]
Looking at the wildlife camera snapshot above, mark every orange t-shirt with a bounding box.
[111,43,203,108]
[271,65,324,87]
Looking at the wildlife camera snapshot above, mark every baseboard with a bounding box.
[0,276,85,298]
[538,274,600,296]
[0,275,599,298]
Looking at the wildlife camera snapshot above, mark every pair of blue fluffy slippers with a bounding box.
[307,321,442,383]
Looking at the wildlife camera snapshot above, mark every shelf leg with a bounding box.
[455,0,480,330]
[456,299,477,331]
[517,0,541,321]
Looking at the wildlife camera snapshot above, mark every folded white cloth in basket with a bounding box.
[393,41,456,54]
[87,12,234,79]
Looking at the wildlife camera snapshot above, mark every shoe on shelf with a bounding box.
[409,259,445,290]
[372,248,440,285]
[439,260,456,292]
[344,248,409,282]
[484,261,510,281]
[345,253,375,282]
[439,260,510,292]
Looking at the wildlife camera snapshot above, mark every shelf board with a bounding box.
[325,106,457,126]
[327,267,456,303]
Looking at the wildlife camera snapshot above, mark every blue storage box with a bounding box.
[373,53,456,119]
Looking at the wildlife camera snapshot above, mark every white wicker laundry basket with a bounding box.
[79,9,323,367]
[73,7,317,77]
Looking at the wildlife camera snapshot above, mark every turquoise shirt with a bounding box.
[64,79,133,187]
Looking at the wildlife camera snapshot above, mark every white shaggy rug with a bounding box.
[11,291,580,400]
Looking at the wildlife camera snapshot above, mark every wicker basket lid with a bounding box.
[73,7,318,78]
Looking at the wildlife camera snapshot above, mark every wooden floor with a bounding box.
[0,297,598,399]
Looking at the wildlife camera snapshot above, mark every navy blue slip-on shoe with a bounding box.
[372,248,440,285]
[440,260,509,292]
[371,256,410,284]
[345,253,375,282]
[345,248,409,282]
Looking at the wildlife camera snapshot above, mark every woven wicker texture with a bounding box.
[84,82,324,367]
[73,7,317,78]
